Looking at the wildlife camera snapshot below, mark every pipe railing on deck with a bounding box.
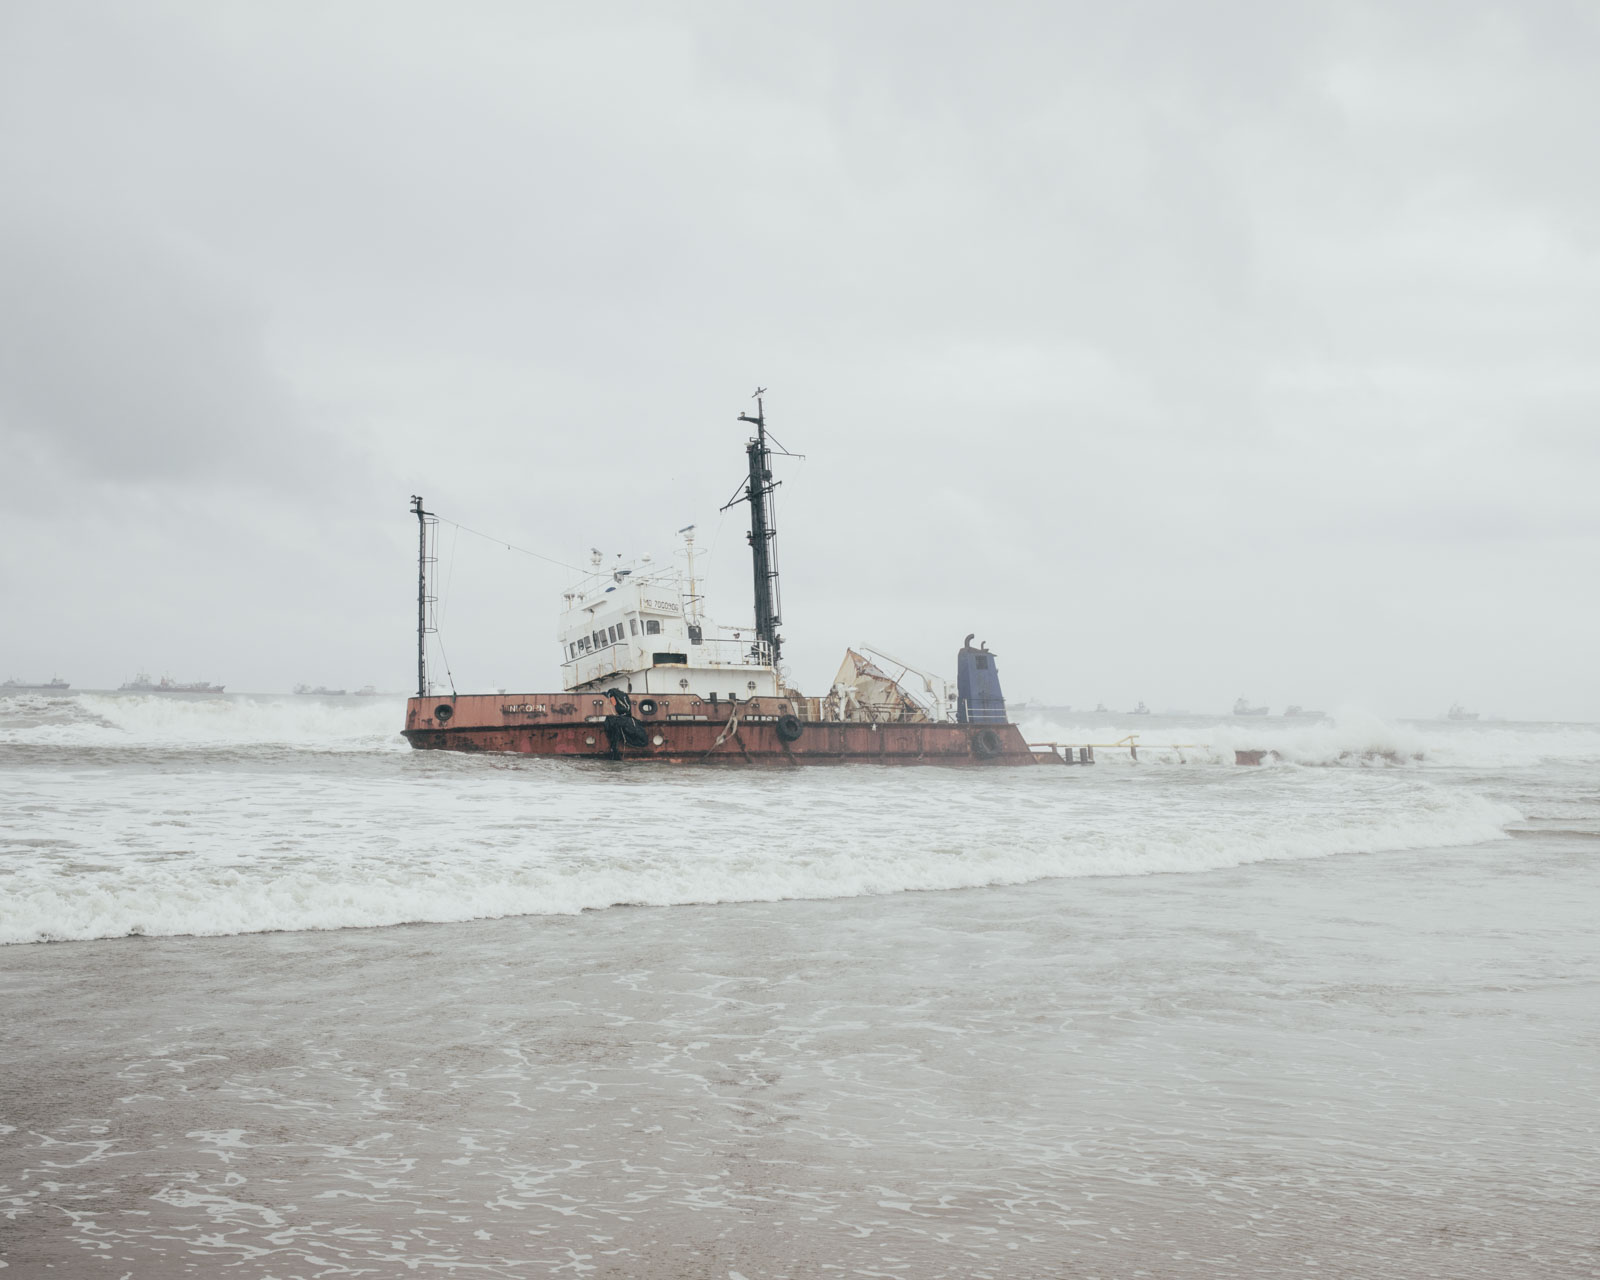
[1029,734,1207,763]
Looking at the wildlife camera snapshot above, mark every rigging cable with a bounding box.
[433,629,458,697]
[425,512,574,698]
[433,515,583,573]
[436,522,460,697]
[440,522,460,630]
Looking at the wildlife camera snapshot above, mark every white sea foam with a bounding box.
[0,692,407,751]
[1014,708,1600,770]
[0,759,1519,945]
[2,699,1560,945]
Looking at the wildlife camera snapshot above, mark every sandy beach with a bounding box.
[5,827,1596,1278]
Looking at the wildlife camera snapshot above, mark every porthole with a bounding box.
[585,735,596,746]
[652,734,664,746]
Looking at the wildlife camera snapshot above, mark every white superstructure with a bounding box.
[558,538,781,701]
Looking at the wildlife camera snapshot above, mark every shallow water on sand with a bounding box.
[2,695,1598,1276]
[4,838,1598,1278]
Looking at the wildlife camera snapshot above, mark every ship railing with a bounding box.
[1030,734,1205,763]
[1029,742,1097,765]
[963,707,1009,724]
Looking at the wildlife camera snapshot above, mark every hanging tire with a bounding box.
[638,698,657,716]
[973,727,1002,758]
[434,704,454,722]
[775,714,803,742]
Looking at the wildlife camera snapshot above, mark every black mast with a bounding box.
[411,495,436,698]
[724,389,787,668]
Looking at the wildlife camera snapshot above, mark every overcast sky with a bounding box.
[3,0,1597,719]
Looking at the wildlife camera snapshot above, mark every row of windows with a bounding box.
[567,616,663,660]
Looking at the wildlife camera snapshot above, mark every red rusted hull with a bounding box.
[403,694,1037,765]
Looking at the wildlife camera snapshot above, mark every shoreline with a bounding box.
[4,837,1596,1277]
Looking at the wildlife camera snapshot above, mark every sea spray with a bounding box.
[1012,708,1600,770]
[0,691,407,751]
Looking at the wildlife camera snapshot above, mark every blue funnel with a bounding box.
[956,635,1007,724]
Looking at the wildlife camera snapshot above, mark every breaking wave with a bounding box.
[0,762,1518,945]
[0,691,407,752]
[1,699,1553,945]
[1012,708,1600,770]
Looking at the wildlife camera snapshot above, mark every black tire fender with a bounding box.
[638,698,657,716]
[973,727,1002,758]
[775,714,803,743]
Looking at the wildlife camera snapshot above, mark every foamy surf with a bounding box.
[0,762,1518,944]
[0,692,407,751]
[1013,709,1600,770]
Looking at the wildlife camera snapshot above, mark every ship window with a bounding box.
[593,630,604,649]
[629,618,638,636]
[578,637,588,653]
[652,652,688,665]
[645,619,662,635]
[607,625,617,643]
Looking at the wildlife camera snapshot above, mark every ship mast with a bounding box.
[411,496,437,698]
[723,389,796,669]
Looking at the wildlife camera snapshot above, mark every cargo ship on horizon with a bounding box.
[119,674,226,695]
[2,677,71,692]
[403,392,1038,765]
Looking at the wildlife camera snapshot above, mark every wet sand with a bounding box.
[3,837,1597,1278]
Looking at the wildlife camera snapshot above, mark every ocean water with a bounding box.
[2,692,1597,1277]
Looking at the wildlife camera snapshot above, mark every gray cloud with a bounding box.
[3,0,1597,717]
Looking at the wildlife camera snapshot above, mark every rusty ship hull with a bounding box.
[403,694,1038,766]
